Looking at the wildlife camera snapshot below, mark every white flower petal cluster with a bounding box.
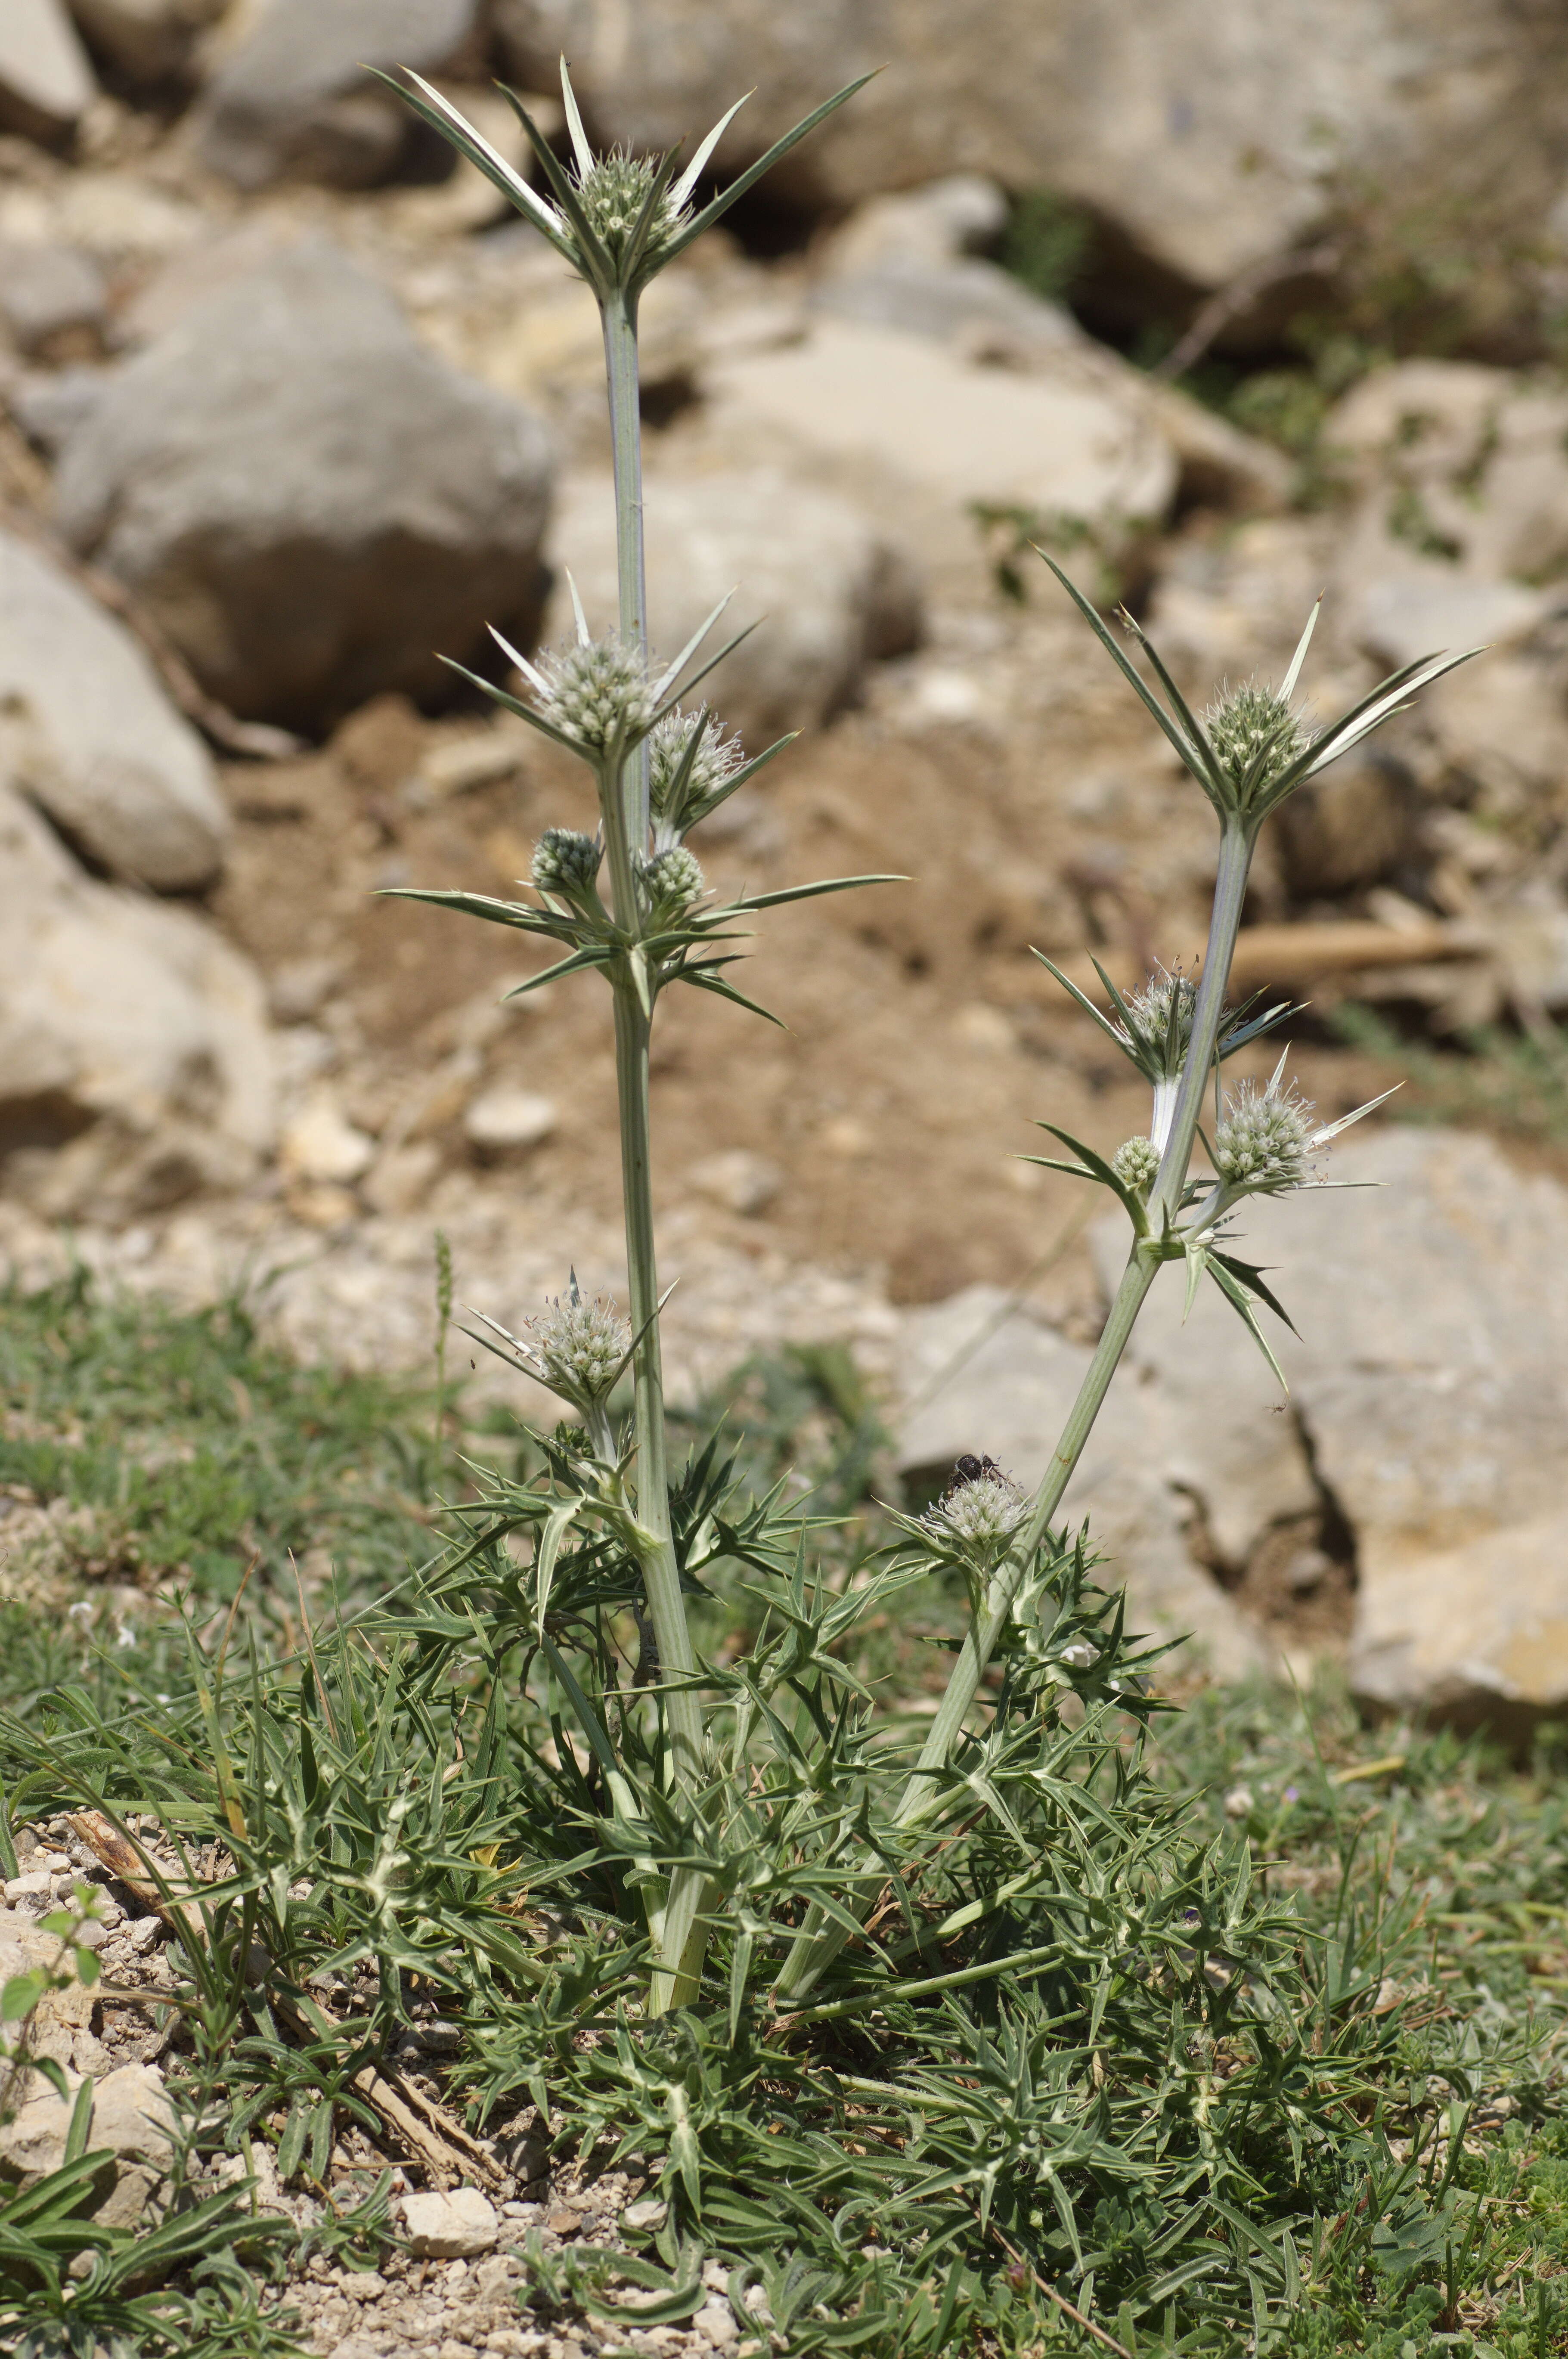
[649,706,745,849]
[923,1465,1028,1561]
[533,1290,632,1403]
[535,636,655,751]
[1213,1078,1316,1191]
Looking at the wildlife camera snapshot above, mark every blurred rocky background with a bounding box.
[6,0,1568,1724]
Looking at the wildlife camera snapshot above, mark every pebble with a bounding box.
[128,1915,162,1951]
[3,1872,51,1901]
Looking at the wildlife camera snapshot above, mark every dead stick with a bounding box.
[984,2217,1134,2359]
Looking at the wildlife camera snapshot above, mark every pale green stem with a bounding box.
[772,821,1258,2003]
[600,280,709,2011]
[602,288,651,844]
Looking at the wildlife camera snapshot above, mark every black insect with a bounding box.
[951,1454,1001,1488]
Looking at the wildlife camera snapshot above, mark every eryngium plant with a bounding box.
[377,52,1483,2345]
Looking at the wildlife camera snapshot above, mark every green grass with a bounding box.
[1,1277,1565,2357]
[1331,1004,1568,1149]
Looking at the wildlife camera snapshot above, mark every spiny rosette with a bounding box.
[531,827,602,899]
[922,1461,1028,1563]
[1203,680,1311,797]
[638,845,706,922]
[1112,1134,1161,1194]
[648,706,745,848]
[572,149,684,263]
[1213,1078,1317,1193]
[535,635,655,752]
[531,1286,632,1403]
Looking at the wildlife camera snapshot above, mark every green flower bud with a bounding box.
[638,845,706,920]
[1202,681,1311,798]
[532,827,602,898]
[573,151,684,264]
[1112,1135,1161,1194]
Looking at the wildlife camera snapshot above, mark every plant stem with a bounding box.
[602,288,651,844]
[601,281,709,2012]
[773,819,1258,2003]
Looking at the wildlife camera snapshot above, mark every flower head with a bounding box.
[638,845,706,923]
[1202,680,1312,800]
[1112,1134,1161,1194]
[533,635,655,753]
[1213,1076,1317,1193]
[648,706,746,850]
[572,149,683,265]
[922,1460,1028,1564]
[531,1282,632,1404]
[532,826,602,899]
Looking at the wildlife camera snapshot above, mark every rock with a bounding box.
[195,0,480,189]
[545,467,921,741]
[1329,363,1568,585]
[688,1149,781,1216]
[0,530,228,890]
[0,784,274,1218]
[400,2187,499,2259]
[56,239,555,732]
[1352,574,1551,676]
[66,0,226,87]
[0,0,96,143]
[0,1906,105,2075]
[1091,1127,1568,1728]
[8,364,109,458]
[895,1285,1267,1677]
[0,2063,174,2227]
[280,1096,377,1187]
[0,242,105,360]
[463,1088,558,1156]
[703,322,1177,558]
[495,0,1565,311]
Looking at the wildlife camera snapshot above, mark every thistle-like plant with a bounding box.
[378,55,1477,2053]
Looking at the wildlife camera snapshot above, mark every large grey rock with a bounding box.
[545,469,922,741]
[56,239,555,732]
[0,1907,108,2077]
[496,0,1564,304]
[704,322,1178,553]
[0,2062,173,2227]
[195,0,480,189]
[896,1285,1267,1678]
[0,0,96,143]
[66,0,226,87]
[0,530,228,891]
[0,784,274,1217]
[1091,1127,1568,1727]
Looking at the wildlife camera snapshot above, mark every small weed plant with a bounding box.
[1,56,1563,2359]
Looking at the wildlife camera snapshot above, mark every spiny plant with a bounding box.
[1,54,1515,2359]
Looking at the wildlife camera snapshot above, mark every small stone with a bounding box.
[4,1873,51,1903]
[1223,1786,1255,1820]
[694,2301,739,2350]
[438,2341,475,2359]
[128,1916,162,1952]
[280,1096,377,1187]
[400,2188,499,2260]
[0,0,96,143]
[73,1919,108,1949]
[545,2206,580,2236]
[464,1089,558,1156]
[0,242,105,360]
[620,2198,666,2234]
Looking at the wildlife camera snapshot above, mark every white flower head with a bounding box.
[1112,1134,1161,1195]
[532,1282,632,1404]
[648,705,746,850]
[1212,1051,1398,1198]
[923,1457,1028,1564]
[533,635,655,753]
[1202,679,1313,800]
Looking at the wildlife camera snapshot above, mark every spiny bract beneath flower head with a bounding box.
[1214,1079,1316,1191]
[923,1465,1028,1560]
[573,150,684,262]
[532,826,602,897]
[1203,681,1311,795]
[638,845,706,919]
[648,706,745,846]
[536,635,655,751]
[1112,1135,1161,1193]
[532,1289,631,1402]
